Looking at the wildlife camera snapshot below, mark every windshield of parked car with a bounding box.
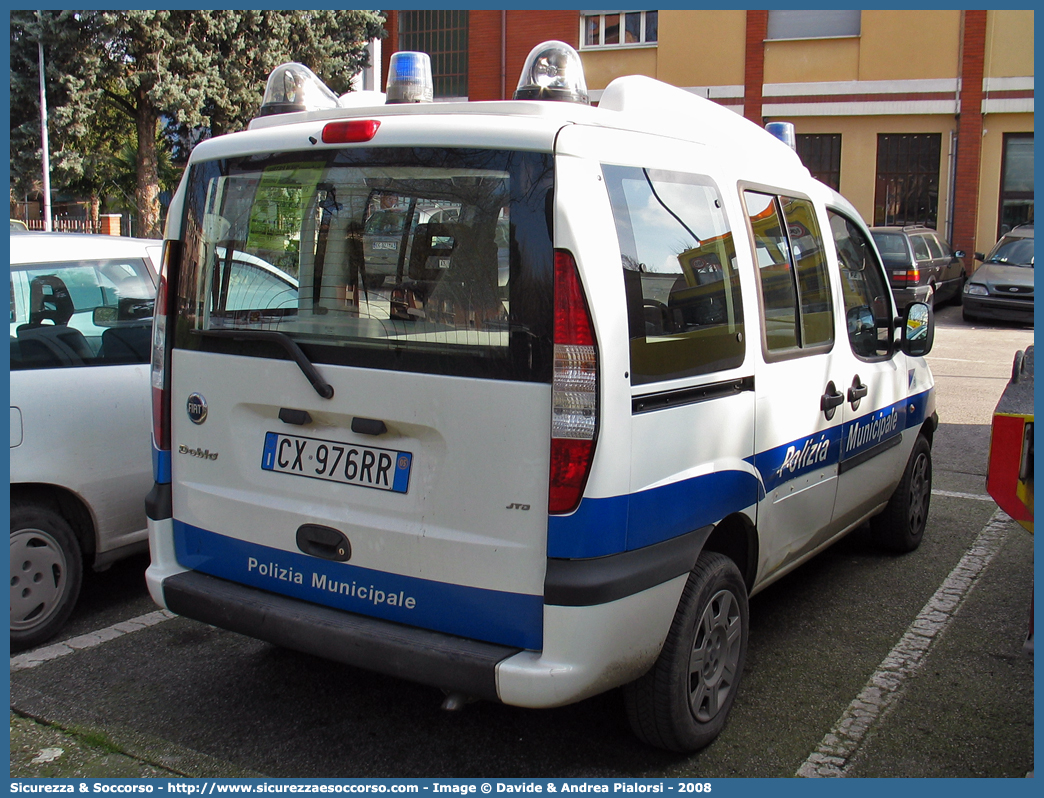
[985,235,1034,267]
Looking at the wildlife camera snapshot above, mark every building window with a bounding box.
[796,134,841,191]
[581,10,658,48]
[767,10,860,40]
[999,133,1034,235]
[398,10,469,98]
[874,134,941,228]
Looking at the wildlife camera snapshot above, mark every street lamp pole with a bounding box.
[37,10,53,232]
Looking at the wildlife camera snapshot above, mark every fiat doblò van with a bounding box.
[145,44,937,752]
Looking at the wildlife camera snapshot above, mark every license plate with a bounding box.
[261,432,412,493]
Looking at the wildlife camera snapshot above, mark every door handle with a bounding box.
[848,375,868,410]
[821,381,844,420]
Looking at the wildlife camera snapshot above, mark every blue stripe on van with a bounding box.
[549,389,934,560]
[755,427,843,495]
[172,520,543,650]
[547,469,761,559]
[153,445,171,484]
[838,400,906,463]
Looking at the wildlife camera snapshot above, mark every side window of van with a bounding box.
[603,165,743,385]
[744,191,833,354]
[828,210,894,360]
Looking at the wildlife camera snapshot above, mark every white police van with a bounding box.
[145,43,937,751]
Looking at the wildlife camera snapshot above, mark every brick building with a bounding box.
[379,9,1033,263]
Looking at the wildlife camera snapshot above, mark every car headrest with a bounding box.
[27,274,76,326]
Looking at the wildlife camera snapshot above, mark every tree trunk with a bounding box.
[135,90,160,239]
[89,194,100,233]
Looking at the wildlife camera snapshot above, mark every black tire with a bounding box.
[870,435,932,553]
[10,502,83,651]
[623,551,748,752]
[962,306,978,323]
[952,276,965,306]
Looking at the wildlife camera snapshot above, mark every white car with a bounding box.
[10,232,160,650]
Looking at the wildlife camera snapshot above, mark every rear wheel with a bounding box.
[624,551,748,752]
[871,435,932,553]
[10,503,83,651]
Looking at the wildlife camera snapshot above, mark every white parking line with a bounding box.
[796,509,1014,777]
[10,609,176,672]
[931,489,996,502]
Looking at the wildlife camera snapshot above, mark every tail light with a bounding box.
[892,268,920,286]
[322,119,380,144]
[151,241,178,462]
[549,250,597,514]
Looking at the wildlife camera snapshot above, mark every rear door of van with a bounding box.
[165,144,556,650]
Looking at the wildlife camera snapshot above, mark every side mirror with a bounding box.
[900,301,934,357]
[954,249,966,259]
[975,252,986,262]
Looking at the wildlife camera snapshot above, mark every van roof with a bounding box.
[205,75,805,178]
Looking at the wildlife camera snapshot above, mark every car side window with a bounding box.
[603,164,744,385]
[828,210,894,360]
[10,258,155,370]
[911,235,932,262]
[745,190,833,355]
[924,235,944,259]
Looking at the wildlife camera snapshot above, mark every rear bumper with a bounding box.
[146,511,694,707]
[890,284,932,309]
[162,569,515,700]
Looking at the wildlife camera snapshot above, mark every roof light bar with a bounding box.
[386,51,434,104]
[259,63,340,116]
[766,121,797,150]
[513,41,589,104]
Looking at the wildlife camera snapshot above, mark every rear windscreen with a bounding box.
[870,232,910,267]
[174,147,554,382]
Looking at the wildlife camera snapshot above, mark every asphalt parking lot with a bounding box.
[10,304,1034,779]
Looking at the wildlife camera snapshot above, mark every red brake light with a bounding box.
[554,250,595,347]
[549,438,596,514]
[549,250,598,515]
[322,119,380,144]
[151,242,175,452]
[893,269,920,285]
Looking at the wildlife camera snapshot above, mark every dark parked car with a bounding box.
[870,225,967,309]
[963,223,1034,324]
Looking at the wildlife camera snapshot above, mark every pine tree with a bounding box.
[10,10,385,238]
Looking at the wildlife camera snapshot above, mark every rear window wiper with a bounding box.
[198,329,334,399]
